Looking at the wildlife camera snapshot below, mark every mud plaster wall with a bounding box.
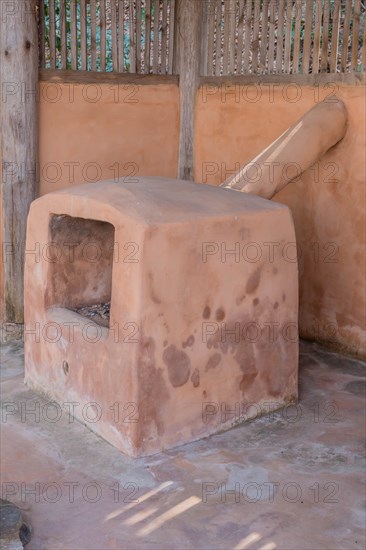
[38,82,180,194]
[195,84,366,357]
[1,82,365,359]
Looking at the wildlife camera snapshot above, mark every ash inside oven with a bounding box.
[72,301,111,327]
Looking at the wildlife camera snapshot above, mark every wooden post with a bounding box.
[175,0,202,181]
[0,0,38,322]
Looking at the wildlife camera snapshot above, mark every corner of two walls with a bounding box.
[194,82,366,357]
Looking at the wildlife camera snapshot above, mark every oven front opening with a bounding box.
[46,214,115,328]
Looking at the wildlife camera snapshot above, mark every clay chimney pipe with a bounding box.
[221,96,348,199]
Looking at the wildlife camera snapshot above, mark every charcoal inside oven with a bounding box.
[72,301,111,327]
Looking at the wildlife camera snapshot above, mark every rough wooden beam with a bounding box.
[200,72,366,87]
[175,0,202,180]
[39,68,179,86]
[0,0,38,321]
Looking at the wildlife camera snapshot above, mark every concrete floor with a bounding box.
[0,338,365,550]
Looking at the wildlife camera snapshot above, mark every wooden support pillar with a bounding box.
[175,0,202,181]
[0,0,38,322]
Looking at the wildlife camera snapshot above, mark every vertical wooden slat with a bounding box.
[100,0,107,71]
[111,0,118,71]
[330,0,341,72]
[161,0,168,73]
[341,0,352,71]
[118,0,125,72]
[351,0,361,71]
[293,0,302,73]
[200,0,208,76]
[228,0,236,74]
[284,0,293,73]
[80,0,87,70]
[70,0,77,70]
[59,0,67,69]
[153,0,160,73]
[363,13,366,71]
[214,0,222,76]
[223,0,234,75]
[39,0,46,68]
[312,0,322,73]
[206,0,215,76]
[168,0,176,74]
[49,0,56,69]
[222,0,230,74]
[172,0,180,74]
[243,0,253,73]
[268,0,276,73]
[276,0,285,73]
[129,0,136,72]
[144,0,151,73]
[90,0,97,71]
[172,0,180,75]
[302,0,314,74]
[321,0,331,72]
[260,0,269,73]
[252,0,260,74]
[236,0,245,74]
[136,0,142,72]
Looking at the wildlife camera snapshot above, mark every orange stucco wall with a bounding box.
[38,82,179,194]
[195,83,366,356]
[2,79,365,357]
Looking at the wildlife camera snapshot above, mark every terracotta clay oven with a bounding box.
[24,177,298,457]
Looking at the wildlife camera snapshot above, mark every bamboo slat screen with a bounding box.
[202,0,366,76]
[38,0,176,74]
[38,0,365,76]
